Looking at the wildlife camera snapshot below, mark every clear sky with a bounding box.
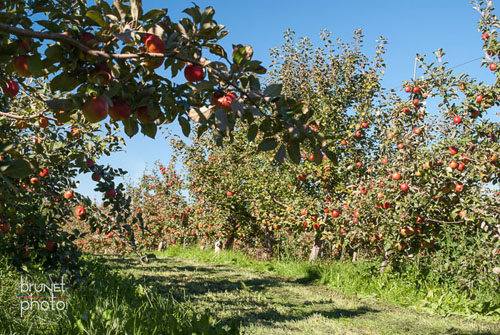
[75,0,498,200]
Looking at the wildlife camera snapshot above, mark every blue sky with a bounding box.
[76,0,498,200]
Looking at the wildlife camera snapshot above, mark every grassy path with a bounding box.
[102,253,500,335]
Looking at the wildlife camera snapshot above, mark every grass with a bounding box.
[1,247,499,334]
[158,246,500,320]
[0,256,236,334]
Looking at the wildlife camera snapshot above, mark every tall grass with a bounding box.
[0,256,237,335]
[159,246,500,321]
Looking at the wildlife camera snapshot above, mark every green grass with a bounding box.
[157,246,500,321]
[0,256,236,335]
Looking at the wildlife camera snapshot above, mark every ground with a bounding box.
[101,253,500,335]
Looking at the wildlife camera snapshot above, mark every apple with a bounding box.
[136,106,156,124]
[392,172,401,180]
[13,55,31,77]
[64,190,74,200]
[80,32,96,46]
[91,172,101,181]
[402,107,411,114]
[0,222,11,234]
[361,122,368,128]
[413,128,422,135]
[459,210,467,217]
[75,206,86,218]
[449,161,458,169]
[413,86,420,94]
[397,143,404,150]
[82,96,109,123]
[482,32,490,40]
[2,79,20,97]
[413,99,419,106]
[341,140,347,146]
[300,209,307,216]
[454,184,464,193]
[105,189,116,198]
[381,157,388,164]
[184,64,206,82]
[20,246,30,259]
[356,161,362,168]
[93,63,113,85]
[449,146,459,155]
[38,117,49,128]
[331,210,340,217]
[453,116,462,124]
[355,130,362,137]
[457,163,465,171]
[109,100,131,121]
[226,191,233,197]
[45,241,57,252]
[144,34,165,53]
[145,57,163,69]
[86,159,95,168]
[16,226,27,235]
[404,86,412,93]
[313,223,320,230]
[476,94,483,103]
[212,91,236,111]
[400,183,409,191]
[360,188,367,194]
[39,168,49,177]
[490,63,497,71]
[30,177,39,184]
[354,211,360,218]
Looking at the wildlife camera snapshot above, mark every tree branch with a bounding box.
[0,111,57,122]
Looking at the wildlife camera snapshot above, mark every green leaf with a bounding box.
[287,142,301,164]
[178,116,191,137]
[130,0,142,22]
[86,10,106,28]
[4,159,33,178]
[27,54,43,77]
[36,20,61,32]
[274,145,286,163]
[183,6,202,23]
[123,118,139,137]
[141,123,157,139]
[247,124,258,141]
[258,138,278,152]
[142,8,166,21]
[50,73,79,92]
[264,84,282,96]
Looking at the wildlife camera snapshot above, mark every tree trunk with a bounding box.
[309,232,322,262]
[225,217,238,249]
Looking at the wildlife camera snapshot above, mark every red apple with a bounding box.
[105,188,116,198]
[361,122,368,128]
[145,57,164,69]
[109,100,131,121]
[490,63,497,71]
[38,117,49,128]
[313,223,320,230]
[91,172,101,181]
[453,116,462,124]
[75,206,86,217]
[449,161,458,169]
[355,130,362,137]
[82,96,109,123]
[39,168,49,177]
[30,177,39,185]
[64,190,74,200]
[341,140,347,146]
[2,79,20,97]
[93,63,113,85]
[454,184,464,193]
[226,191,233,197]
[413,128,422,135]
[136,106,156,124]
[0,222,11,234]
[476,94,483,103]
[211,91,236,111]
[413,86,420,93]
[80,32,96,46]
[457,163,465,171]
[356,161,362,168]
[400,183,409,191]
[86,159,95,168]
[404,86,412,93]
[482,32,490,40]
[45,241,57,252]
[392,172,401,180]
[381,157,388,164]
[449,146,459,155]
[184,64,206,82]
[13,55,31,77]
[144,34,165,53]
